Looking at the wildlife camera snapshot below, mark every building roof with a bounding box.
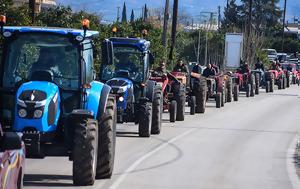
[3,26,99,38]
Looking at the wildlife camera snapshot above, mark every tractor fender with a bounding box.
[145,80,156,102]
[97,84,112,119]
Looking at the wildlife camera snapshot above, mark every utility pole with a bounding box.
[197,27,201,63]
[162,0,169,47]
[169,0,179,63]
[281,0,287,51]
[205,20,209,66]
[117,6,120,22]
[29,0,36,24]
[218,6,221,30]
[246,0,253,65]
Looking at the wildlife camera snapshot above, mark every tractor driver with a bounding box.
[202,63,216,78]
[31,48,62,78]
[116,53,138,73]
[254,58,265,71]
[154,61,167,75]
[238,63,250,74]
[173,60,189,74]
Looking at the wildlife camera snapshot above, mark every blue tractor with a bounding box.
[0,18,117,186]
[99,37,163,137]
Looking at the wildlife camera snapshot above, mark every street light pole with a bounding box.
[197,27,201,63]
[162,0,169,47]
[169,0,179,63]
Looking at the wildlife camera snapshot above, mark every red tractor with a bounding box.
[171,71,207,114]
[281,63,299,86]
[150,72,186,122]
[233,71,255,99]
[265,69,286,92]
[205,74,227,108]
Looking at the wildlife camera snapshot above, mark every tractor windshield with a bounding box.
[2,33,79,89]
[101,45,144,83]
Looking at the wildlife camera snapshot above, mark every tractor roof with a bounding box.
[3,26,99,38]
[109,37,150,51]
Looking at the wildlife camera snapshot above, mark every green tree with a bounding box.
[121,2,127,23]
[130,9,134,23]
[221,0,240,32]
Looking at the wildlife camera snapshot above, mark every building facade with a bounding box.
[13,0,56,12]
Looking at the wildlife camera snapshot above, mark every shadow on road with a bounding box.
[24,174,73,187]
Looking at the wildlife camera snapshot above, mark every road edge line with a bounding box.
[287,134,300,189]
[108,128,196,189]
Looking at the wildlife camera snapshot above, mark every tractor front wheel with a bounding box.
[96,96,117,179]
[190,96,196,115]
[151,86,163,135]
[73,118,98,186]
[169,100,177,123]
[138,102,152,137]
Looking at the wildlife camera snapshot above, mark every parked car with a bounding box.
[262,49,277,62]
[0,125,25,189]
[277,53,290,63]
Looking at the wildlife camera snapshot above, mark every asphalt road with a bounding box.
[24,86,300,189]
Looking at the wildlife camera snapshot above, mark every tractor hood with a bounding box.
[14,81,61,132]
[106,78,133,94]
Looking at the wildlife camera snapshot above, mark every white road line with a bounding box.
[286,134,300,189]
[108,128,196,189]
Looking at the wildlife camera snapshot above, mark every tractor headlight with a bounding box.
[34,110,43,119]
[117,86,127,93]
[18,109,27,118]
[119,96,124,102]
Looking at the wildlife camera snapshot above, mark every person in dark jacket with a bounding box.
[173,60,189,74]
[154,61,167,75]
[202,63,216,78]
[254,58,265,71]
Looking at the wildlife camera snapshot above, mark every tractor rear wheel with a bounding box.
[176,85,186,121]
[216,92,221,108]
[227,78,233,102]
[190,96,196,115]
[151,86,163,135]
[96,96,117,179]
[266,81,270,93]
[246,84,251,97]
[250,83,255,97]
[138,102,152,137]
[169,100,177,122]
[270,79,274,92]
[221,88,225,107]
[73,119,98,186]
[287,73,291,88]
[283,77,287,89]
[194,77,207,113]
[233,85,239,101]
[278,79,282,90]
[255,73,260,95]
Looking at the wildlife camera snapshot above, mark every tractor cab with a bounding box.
[0,26,98,131]
[99,37,162,137]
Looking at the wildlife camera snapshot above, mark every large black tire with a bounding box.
[270,79,274,92]
[175,85,186,121]
[221,87,225,107]
[292,76,296,85]
[96,96,117,179]
[138,102,152,137]
[17,168,23,189]
[278,78,282,90]
[169,100,177,122]
[283,77,286,89]
[216,92,221,108]
[287,72,291,88]
[190,96,196,115]
[151,86,163,135]
[250,83,255,97]
[226,78,233,102]
[233,85,239,101]
[246,84,251,97]
[255,73,260,95]
[73,119,98,186]
[194,77,207,113]
[266,81,270,93]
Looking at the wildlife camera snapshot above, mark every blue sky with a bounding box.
[57,0,300,23]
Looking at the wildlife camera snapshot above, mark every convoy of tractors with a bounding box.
[0,16,299,188]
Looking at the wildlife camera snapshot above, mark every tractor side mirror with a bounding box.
[149,53,155,65]
[0,132,22,152]
[102,40,114,65]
